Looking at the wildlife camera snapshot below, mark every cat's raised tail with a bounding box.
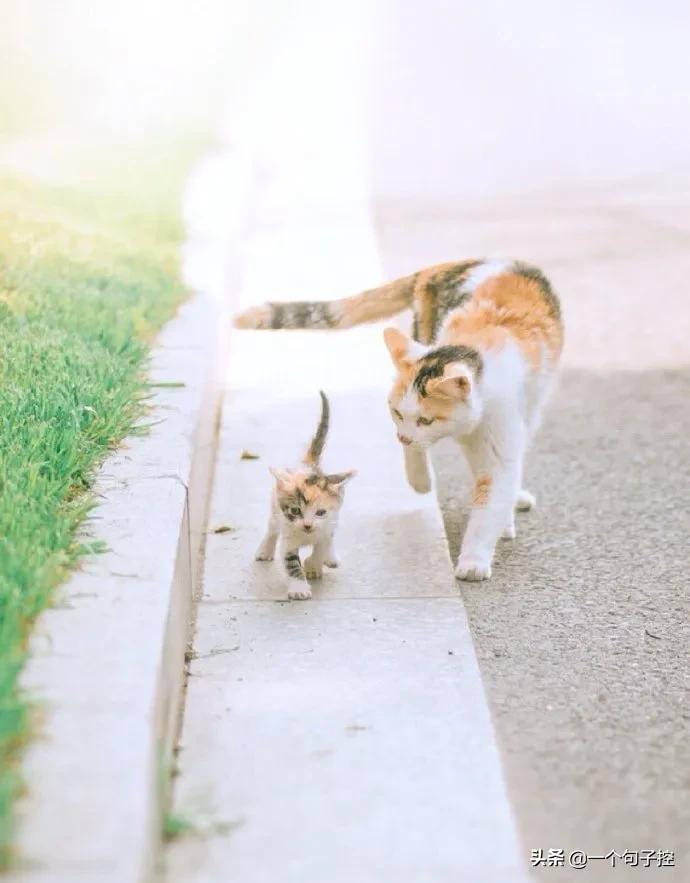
[303,390,330,467]
[233,272,418,331]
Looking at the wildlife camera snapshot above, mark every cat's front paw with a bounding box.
[255,550,274,562]
[324,558,339,569]
[455,555,492,581]
[287,580,312,601]
[303,556,323,580]
[407,470,432,494]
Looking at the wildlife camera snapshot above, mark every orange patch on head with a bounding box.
[472,474,492,506]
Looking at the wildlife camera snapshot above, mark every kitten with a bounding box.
[255,391,355,600]
[236,259,562,582]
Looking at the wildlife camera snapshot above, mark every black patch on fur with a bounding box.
[513,262,561,320]
[415,260,481,343]
[413,345,483,397]
[284,552,303,579]
[268,301,335,329]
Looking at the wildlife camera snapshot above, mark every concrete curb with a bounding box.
[10,146,245,883]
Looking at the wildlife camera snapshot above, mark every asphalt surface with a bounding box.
[375,177,690,881]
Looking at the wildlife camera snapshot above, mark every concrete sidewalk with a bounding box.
[164,320,528,882]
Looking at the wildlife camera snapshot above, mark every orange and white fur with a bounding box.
[236,259,562,581]
[255,391,355,599]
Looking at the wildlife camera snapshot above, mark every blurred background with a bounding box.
[4,1,689,194]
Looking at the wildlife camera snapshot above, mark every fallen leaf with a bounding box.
[212,525,235,534]
[240,449,260,460]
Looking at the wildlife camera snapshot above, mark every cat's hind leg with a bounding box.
[503,486,535,540]
[516,489,536,511]
[456,421,525,580]
[404,445,432,494]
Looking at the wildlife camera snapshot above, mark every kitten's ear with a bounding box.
[383,327,426,368]
[269,466,292,487]
[427,364,472,399]
[326,469,357,487]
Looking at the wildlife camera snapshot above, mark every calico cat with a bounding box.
[236,259,562,581]
[255,391,355,600]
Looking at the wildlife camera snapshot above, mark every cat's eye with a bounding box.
[289,507,301,516]
[316,509,326,516]
[417,416,434,426]
[392,408,402,420]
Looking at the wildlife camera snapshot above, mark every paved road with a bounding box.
[376,175,690,881]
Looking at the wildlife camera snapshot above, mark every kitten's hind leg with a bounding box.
[255,515,279,561]
[304,538,329,580]
[324,534,339,569]
[404,446,432,494]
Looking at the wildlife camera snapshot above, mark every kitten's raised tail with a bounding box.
[233,272,418,331]
[303,391,329,467]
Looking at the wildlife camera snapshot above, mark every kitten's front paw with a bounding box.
[324,558,339,569]
[303,556,323,580]
[455,555,492,581]
[407,470,432,494]
[255,550,274,562]
[287,581,312,601]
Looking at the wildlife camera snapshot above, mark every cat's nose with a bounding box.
[398,434,412,446]
[303,523,313,532]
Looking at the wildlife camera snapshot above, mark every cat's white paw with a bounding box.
[455,555,492,581]
[287,581,312,601]
[407,470,432,494]
[516,489,536,511]
[255,549,274,562]
[324,558,339,569]
[404,449,432,494]
[303,557,323,580]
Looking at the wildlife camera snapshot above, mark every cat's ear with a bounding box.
[427,364,472,400]
[269,466,292,487]
[383,327,426,368]
[325,469,357,487]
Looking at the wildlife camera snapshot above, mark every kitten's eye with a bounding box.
[392,408,402,420]
[417,416,434,426]
[316,509,326,516]
[289,507,301,516]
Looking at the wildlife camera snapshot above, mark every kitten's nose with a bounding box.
[398,434,412,446]
[303,523,313,532]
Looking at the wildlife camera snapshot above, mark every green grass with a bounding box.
[0,140,199,862]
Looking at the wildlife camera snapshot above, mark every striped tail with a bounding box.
[233,272,417,331]
[303,391,329,467]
